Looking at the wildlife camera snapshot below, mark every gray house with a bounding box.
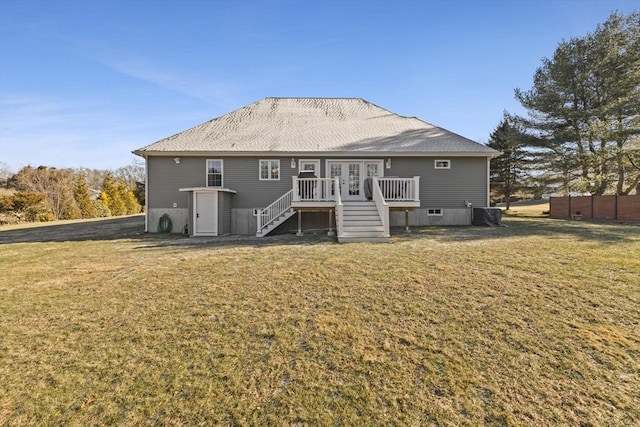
[133,97,498,242]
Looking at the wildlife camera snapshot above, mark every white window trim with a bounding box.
[434,159,451,169]
[206,159,224,187]
[259,159,280,181]
[364,161,383,177]
[299,159,320,175]
[427,208,443,216]
[324,159,385,178]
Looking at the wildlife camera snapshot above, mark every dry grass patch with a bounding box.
[1,217,638,425]
[498,200,550,217]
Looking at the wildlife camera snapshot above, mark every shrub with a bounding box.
[0,195,14,212]
[24,204,54,222]
[12,192,46,211]
[93,200,111,218]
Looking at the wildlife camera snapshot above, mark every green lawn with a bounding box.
[1,217,638,426]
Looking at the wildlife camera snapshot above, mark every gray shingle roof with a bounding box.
[134,98,497,156]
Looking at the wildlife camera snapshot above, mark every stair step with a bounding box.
[344,211,377,214]
[258,210,296,237]
[344,206,377,211]
[341,233,387,240]
[342,226,384,232]
[343,213,380,218]
[343,219,382,224]
[339,202,386,241]
[341,220,382,226]
[344,203,376,206]
[338,236,390,243]
[337,202,389,243]
[342,212,380,219]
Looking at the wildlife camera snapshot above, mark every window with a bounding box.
[427,208,443,216]
[260,159,280,180]
[435,159,451,169]
[365,162,381,177]
[207,159,223,187]
[299,159,320,175]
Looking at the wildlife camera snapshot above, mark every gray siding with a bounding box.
[386,157,488,208]
[231,208,257,235]
[218,192,232,235]
[147,157,201,209]
[390,208,472,226]
[147,156,301,210]
[225,157,295,208]
[148,208,189,234]
[147,155,490,225]
[187,193,193,235]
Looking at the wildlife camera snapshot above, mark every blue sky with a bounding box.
[0,0,637,172]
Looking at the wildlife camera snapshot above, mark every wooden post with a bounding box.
[327,209,335,236]
[405,210,410,233]
[297,210,303,236]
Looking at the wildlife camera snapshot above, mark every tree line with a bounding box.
[0,163,145,224]
[488,11,639,207]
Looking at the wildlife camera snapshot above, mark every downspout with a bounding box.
[144,156,149,232]
[486,157,491,207]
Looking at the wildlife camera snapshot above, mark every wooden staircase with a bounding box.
[257,208,296,237]
[338,202,389,243]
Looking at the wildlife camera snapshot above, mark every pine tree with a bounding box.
[487,117,529,209]
[73,173,97,218]
[101,173,126,216]
[514,12,640,195]
[117,181,141,215]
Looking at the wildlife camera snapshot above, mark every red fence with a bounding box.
[550,195,640,221]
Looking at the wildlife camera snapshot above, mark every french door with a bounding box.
[328,161,382,201]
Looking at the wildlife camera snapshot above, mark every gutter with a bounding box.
[131,150,499,158]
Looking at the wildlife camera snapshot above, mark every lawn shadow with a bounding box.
[0,215,154,244]
[0,214,337,248]
[3,214,637,248]
[136,231,337,250]
[392,216,639,245]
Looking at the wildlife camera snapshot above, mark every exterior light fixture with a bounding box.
[291,158,296,168]
[174,157,181,164]
[386,158,391,169]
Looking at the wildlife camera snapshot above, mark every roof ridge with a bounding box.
[262,96,366,101]
[133,97,499,156]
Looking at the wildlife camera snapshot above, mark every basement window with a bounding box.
[427,208,443,216]
[434,159,451,169]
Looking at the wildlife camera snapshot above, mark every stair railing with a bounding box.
[372,177,390,237]
[334,177,343,238]
[256,189,293,236]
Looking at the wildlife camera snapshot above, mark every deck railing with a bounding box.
[292,176,420,203]
[256,189,293,236]
[292,177,336,202]
[376,176,420,201]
